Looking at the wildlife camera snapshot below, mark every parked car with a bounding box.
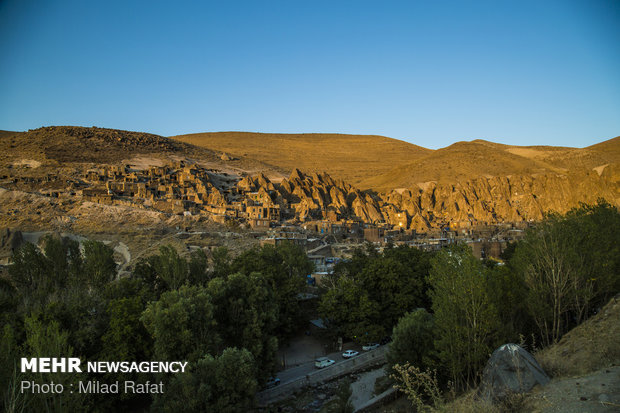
[362,343,380,351]
[342,350,359,359]
[314,357,336,368]
[266,377,281,388]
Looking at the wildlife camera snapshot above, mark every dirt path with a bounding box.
[527,366,620,412]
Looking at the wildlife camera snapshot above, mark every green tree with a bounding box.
[21,316,89,413]
[154,348,257,413]
[9,242,52,311]
[141,285,220,362]
[319,245,431,343]
[101,296,152,361]
[486,263,531,343]
[150,245,190,290]
[511,201,620,346]
[319,276,384,342]
[210,247,231,279]
[428,243,500,389]
[387,309,435,372]
[0,324,28,413]
[230,242,311,338]
[207,272,279,377]
[188,248,210,285]
[81,240,117,289]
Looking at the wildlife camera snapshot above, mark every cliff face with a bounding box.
[242,168,619,231]
[385,170,618,230]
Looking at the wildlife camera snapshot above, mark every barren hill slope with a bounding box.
[170,131,431,186]
[0,126,279,175]
[360,137,620,191]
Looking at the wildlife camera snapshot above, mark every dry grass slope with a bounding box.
[535,294,620,378]
[0,126,283,176]
[0,126,213,165]
[170,131,432,186]
[359,137,620,191]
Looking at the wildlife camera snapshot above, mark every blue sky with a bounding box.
[0,0,618,149]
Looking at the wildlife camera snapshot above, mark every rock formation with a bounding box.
[236,168,618,231]
[478,343,550,402]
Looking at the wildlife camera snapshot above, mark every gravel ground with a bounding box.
[527,366,620,412]
[350,367,387,410]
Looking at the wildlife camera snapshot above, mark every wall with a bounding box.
[257,345,389,406]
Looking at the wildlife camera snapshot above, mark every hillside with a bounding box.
[171,131,620,196]
[2,126,618,231]
[360,137,620,191]
[170,131,432,186]
[0,126,278,176]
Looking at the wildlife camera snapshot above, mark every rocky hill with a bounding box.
[1,126,199,164]
[0,126,281,179]
[238,168,618,231]
[171,131,619,228]
[2,126,618,231]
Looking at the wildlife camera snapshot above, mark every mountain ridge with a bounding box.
[170,130,620,192]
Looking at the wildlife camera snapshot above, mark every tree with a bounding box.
[319,276,384,342]
[511,201,620,346]
[9,242,53,311]
[81,240,117,289]
[141,285,220,362]
[210,247,231,279]
[150,245,190,290]
[390,363,442,412]
[207,272,279,377]
[154,348,257,413]
[101,296,152,361]
[21,316,88,413]
[428,243,500,389]
[188,248,210,286]
[230,242,311,338]
[486,263,531,343]
[513,216,578,346]
[319,245,431,343]
[0,324,27,413]
[387,309,435,372]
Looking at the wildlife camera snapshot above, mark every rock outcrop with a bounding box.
[0,228,23,258]
[478,343,550,402]
[236,168,619,231]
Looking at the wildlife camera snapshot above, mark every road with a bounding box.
[277,345,367,384]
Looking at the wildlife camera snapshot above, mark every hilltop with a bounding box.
[170,131,431,187]
[0,126,284,179]
[170,131,620,195]
[359,137,620,191]
[1,126,618,232]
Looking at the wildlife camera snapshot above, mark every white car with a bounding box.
[362,343,380,351]
[342,350,359,359]
[315,357,336,368]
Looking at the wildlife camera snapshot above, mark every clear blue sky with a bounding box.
[0,0,618,149]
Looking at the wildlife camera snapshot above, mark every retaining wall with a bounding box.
[257,345,389,406]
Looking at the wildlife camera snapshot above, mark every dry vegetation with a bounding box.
[170,131,620,192]
[0,126,279,176]
[170,131,432,187]
[359,138,620,191]
[534,294,620,378]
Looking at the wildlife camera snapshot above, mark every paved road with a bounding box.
[258,345,389,406]
[277,345,369,384]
